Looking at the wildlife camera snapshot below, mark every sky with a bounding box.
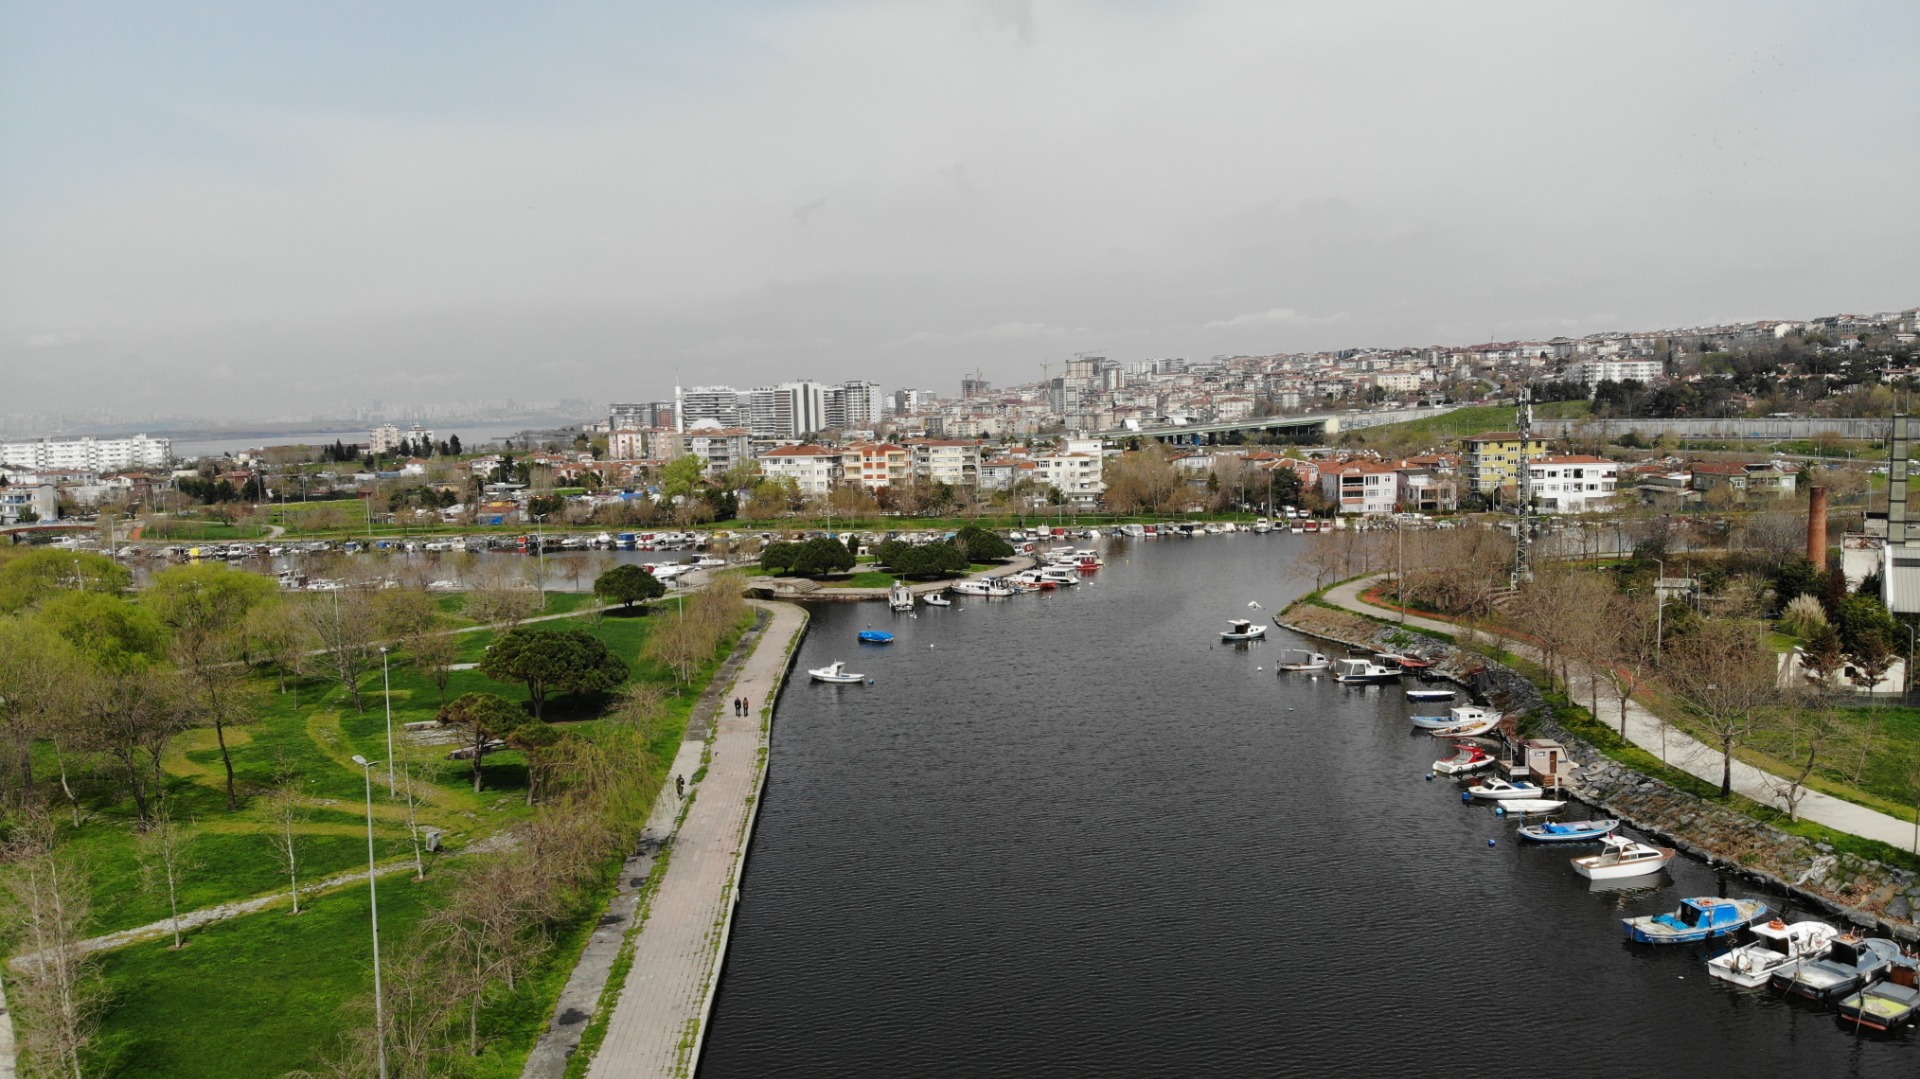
[2,0,1917,419]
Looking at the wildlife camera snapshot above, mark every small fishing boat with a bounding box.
[952,579,993,596]
[888,582,914,612]
[1428,711,1502,738]
[1623,896,1770,945]
[1411,705,1499,732]
[1570,835,1676,881]
[1466,778,1546,800]
[808,661,866,684]
[1517,819,1619,843]
[1274,649,1330,672]
[1221,618,1267,642]
[857,629,895,644]
[1495,798,1566,814]
[1836,956,1920,1031]
[1773,935,1906,1002]
[1405,687,1456,702]
[1707,920,1840,988]
[923,591,952,607]
[1332,657,1401,685]
[1376,652,1434,671]
[1432,744,1496,775]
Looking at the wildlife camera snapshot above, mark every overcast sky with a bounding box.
[3,1,1916,419]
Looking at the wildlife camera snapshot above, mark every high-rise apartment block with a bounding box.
[0,434,172,472]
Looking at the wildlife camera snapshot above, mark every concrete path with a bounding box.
[1322,576,1920,852]
[586,600,806,1079]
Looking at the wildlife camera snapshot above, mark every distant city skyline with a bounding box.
[4,3,1916,417]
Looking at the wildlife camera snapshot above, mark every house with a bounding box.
[757,445,843,495]
[1691,461,1798,501]
[1393,459,1459,513]
[1461,432,1553,495]
[1525,455,1618,514]
[1319,461,1400,515]
[1034,449,1104,505]
[0,484,57,524]
[837,442,911,490]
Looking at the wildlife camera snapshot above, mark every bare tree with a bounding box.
[73,667,187,826]
[265,774,307,914]
[2,813,102,1079]
[1767,702,1843,822]
[135,806,199,949]
[410,630,459,707]
[298,589,379,712]
[1664,618,1782,798]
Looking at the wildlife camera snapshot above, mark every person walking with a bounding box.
[675,774,685,798]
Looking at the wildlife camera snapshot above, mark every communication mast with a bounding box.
[1512,387,1534,590]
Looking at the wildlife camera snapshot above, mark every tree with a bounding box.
[244,598,314,696]
[0,619,78,803]
[264,776,307,914]
[952,526,1013,563]
[1768,703,1842,822]
[436,693,529,793]
[1665,618,1781,799]
[411,630,459,707]
[135,806,199,949]
[478,628,629,719]
[593,563,665,611]
[759,542,802,574]
[1800,624,1846,692]
[661,454,706,502]
[296,589,379,712]
[3,813,102,1079]
[0,549,130,614]
[788,536,856,577]
[892,542,969,577]
[146,564,276,809]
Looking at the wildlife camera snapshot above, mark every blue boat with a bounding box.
[857,630,895,644]
[1517,818,1619,843]
[1623,896,1769,944]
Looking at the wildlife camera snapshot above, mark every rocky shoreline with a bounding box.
[1278,601,1920,942]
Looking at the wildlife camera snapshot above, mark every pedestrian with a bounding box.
[731,697,740,716]
[742,696,750,715]
[675,774,685,798]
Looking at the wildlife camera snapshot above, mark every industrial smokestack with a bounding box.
[1808,485,1829,564]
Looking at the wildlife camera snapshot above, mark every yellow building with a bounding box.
[1461,432,1553,494]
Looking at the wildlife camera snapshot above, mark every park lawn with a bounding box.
[1354,400,1591,440]
[139,519,270,541]
[88,874,442,1079]
[833,571,899,588]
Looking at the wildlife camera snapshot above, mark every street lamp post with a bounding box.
[350,754,388,1079]
[380,647,395,796]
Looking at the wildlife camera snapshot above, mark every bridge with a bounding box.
[1098,406,1458,445]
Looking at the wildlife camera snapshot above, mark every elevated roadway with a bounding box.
[1099,405,1458,444]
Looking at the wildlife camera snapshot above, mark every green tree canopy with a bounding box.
[478,627,629,718]
[789,536,856,577]
[892,542,969,578]
[951,526,1013,562]
[435,692,529,792]
[593,563,666,610]
[760,542,802,575]
[35,590,170,671]
[662,454,706,501]
[0,548,131,613]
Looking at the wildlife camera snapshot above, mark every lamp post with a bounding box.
[350,754,388,1079]
[380,647,395,796]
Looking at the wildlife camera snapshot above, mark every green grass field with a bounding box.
[1353,400,1593,441]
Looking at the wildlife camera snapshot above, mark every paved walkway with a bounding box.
[1322,576,1920,851]
[587,600,806,1079]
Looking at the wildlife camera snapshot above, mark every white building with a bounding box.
[909,440,984,487]
[1567,359,1662,386]
[370,424,434,454]
[1526,455,1618,513]
[658,424,754,479]
[1,434,171,472]
[1319,462,1400,515]
[0,484,58,524]
[757,444,843,495]
[675,386,744,430]
[1035,447,1104,504]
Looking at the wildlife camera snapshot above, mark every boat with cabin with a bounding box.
[1410,705,1499,732]
[1332,658,1401,685]
[1517,819,1618,843]
[1570,835,1676,881]
[1274,649,1330,672]
[808,661,866,684]
[1220,619,1267,642]
[1432,744,1496,775]
[1466,778,1546,800]
[924,591,952,607]
[1623,896,1770,945]
[889,582,914,612]
[952,580,995,596]
[1707,920,1840,988]
[1835,956,1920,1031]
[1772,935,1906,1002]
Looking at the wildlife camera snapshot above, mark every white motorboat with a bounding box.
[1466,778,1547,800]
[1332,658,1401,684]
[1410,705,1499,732]
[1571,835,1676,881]
[888,582,914,612]
[808,661,866,684]
[1221,619,1267,642]
[952,580,995,596]
[1496,798,1566,814]
[1274,649,1330,672]
[1405,687,1456,702]
[1708,920,1840,988]
[1432,744,1496,775]
[1427,710,1502,737]
[924,591,952,607]
[1037,568,1079,587]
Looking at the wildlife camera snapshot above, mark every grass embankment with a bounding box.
[1349,400,1592,441]
[77,597,749,1077]
[138,519,272,541]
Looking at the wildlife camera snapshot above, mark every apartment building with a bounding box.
[2,434,172,472]
[1567,358,1662,385]
[910,440,984,486]
[675,386,744,429]
[370,423,434,454]
[1034,442,1104,504]
[838,442,910,490]
[1319,462,1401,515]
[1461,432,1553,494]
[757,444,842,495]
[652,425,754,480]
[1525,455,1618,513]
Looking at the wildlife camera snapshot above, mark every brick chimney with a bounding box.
[1807,485,1828,565]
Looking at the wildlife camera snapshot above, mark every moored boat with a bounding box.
[808,661,866,684]
[924,591,952,607]
[1571,835,1676,881]
[857,629,895,644]
[1412,705,1499,733]
[1836,956,1920,1031]
[1427,711,1502,738]
[1405,687,1456,702]
[1494,798,1566,814]
[1517,819,1619,843]
[1432,743,1496,775]
[1332,657,1401,684]
[1466,778,1546,800]
[1772,935,1905,1002]
[1623,896,1770,945]
[1221,618,1267,642]
[1707,920,1839,988]
[952,580,994,596]
[1274,649,1330,672]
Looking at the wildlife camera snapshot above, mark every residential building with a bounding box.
[838,442,910,490]
[757,444,842,495]
[609,401,674,431]
[1461,432,1553,495]
[1035,440,1104,504]
[655,424,754,480]
[890,388,937,415]
[1393,456,1459,513]
[830,381,885,430]
[1690,461,1799,501]
[1567,358,1662,386]
[370,424,435,454]
[910,440,984,487]
[675,386,744,430]
[1,434,172,472]
[1320,461,1401,515]
[1525,455,1618,513]
[607,428,656,460]
[979,455,1037,492]
[0,484,57,524]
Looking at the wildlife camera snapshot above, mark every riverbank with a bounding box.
[1277,595,1920,941]
[580,600,808,1078]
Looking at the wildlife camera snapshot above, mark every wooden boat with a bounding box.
[1836,956,1920,1031]
[1432,744,1496,775]
[1273,649,1329,672]
[1412,705,1499,733]
[1623,896,1770,944]
[1428,711,1501,738]
[1405,687,1456,702]
[1220,618,1267,642]
[857,629,895,644]
[808,661,866,684]
[1571,835,1676,881]
[1772,935,1906,1002]
[1707,920,1839,988]
[1517,819,1619,843]
[1376,652,1434,671]
[1332,657,1401,685]
[1466,778,1547,800]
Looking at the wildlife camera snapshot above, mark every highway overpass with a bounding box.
[1099,406,1458,444]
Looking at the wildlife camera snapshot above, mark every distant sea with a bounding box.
[167,423,561,460]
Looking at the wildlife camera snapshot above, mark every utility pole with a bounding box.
[1511,387,1534,591]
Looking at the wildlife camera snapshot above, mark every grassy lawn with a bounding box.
[1354,400,1592,440]
[138,519,271,541]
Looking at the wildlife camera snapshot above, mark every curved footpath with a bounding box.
[1323,575,1916,851]
[576,599,806,1079]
